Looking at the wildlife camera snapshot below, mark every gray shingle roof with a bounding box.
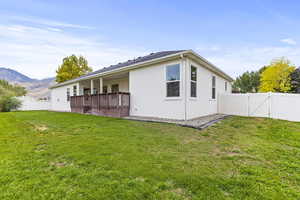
[52,50,186,87]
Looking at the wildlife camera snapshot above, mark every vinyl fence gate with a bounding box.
[218,92,300,122]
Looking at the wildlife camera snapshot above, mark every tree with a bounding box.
[0,80,26,96]
[232,71,260,93]
[0,95,21,112]
[0,80,25,112]
[258,66,267,74]
[56,55,93,83]
[259,58,295,93]
[290,67,300,93]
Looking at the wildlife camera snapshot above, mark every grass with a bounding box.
[0,111,300,200]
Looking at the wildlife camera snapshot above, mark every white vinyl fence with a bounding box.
[17,96,51,111]
[219,93,300,122]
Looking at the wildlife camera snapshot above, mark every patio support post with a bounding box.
[91,79,94,95]
[99,78,103,94]
[76,82,80,96]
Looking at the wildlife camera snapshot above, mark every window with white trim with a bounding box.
[225,81,227,91]
[67,88,70,101]
[212,76,216,99]
[73,85,77,96]
[190,65,197,97]
[166,64,180,97]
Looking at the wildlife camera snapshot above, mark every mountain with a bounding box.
[0,68,34,83]
[0,68,55,99]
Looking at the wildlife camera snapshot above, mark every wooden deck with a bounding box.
[70,92,130,117]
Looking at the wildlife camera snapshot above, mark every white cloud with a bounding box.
[198,45,300,79]
[9,15,95,30]
[46,27,62,32]
[280,38,297,45]
[0,23,147,79]
[3,15,300,81]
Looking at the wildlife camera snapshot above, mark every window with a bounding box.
[111,84,119,93]
[73,85,77,96]
[83,88,90,95]
[212,76,216,99]
[93,88,98,94]
[225,81,227,91]
[67,88,70,101]
[190,65,197,97]
[166,64,180,97]
[102,86,108,94]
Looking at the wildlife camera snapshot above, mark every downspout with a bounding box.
[181,53,187,121]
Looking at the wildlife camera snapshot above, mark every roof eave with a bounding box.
[49,51,187,89]
[185,50,234,82]
[50,50,234,89]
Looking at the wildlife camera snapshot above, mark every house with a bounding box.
[50,50,234,120]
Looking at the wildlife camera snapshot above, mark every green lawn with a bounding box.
[0,111,300,200]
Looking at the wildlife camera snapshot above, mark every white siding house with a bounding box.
[51,84,73,112]
[50,50,233,120]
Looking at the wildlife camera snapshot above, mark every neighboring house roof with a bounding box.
[50,50,233,89]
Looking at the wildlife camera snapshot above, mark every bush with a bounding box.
[0,96,22,112]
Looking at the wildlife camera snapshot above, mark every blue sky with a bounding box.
[1,0,300,79]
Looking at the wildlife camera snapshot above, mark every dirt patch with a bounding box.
[182,136,201,144]
[242,159,263,166]
[27,122,49,132]
[35,125,48,132]
[212,147,244,157]
[170,188,186,195]
[166,188,191,200]
[227,151,241,157]
[34,143,47,152]
[212,147,222,156]
[135,177,146,182]
[50,161,67,168]
[226,147,244,157]
[253,117,265,122]
[50,160,74,168]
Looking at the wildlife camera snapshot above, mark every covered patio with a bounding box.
[70,72,130,117]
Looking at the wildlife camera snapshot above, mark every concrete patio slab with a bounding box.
[124,114,230,130]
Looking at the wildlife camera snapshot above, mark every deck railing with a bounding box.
[70,92,130,117]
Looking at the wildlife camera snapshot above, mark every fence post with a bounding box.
[247,93,250,116]
[268,92,272,118]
